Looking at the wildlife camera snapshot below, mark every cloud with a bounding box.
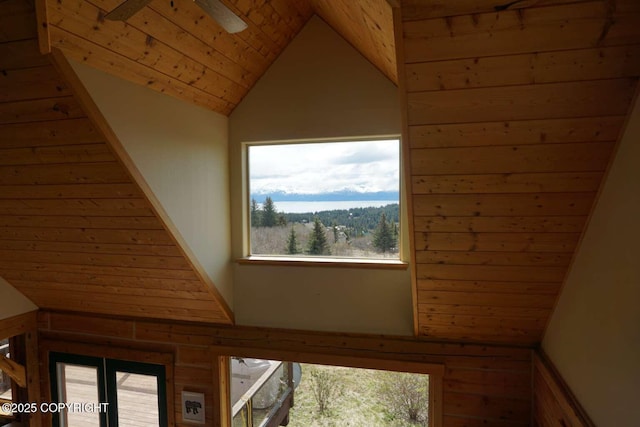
[249,140,399,195]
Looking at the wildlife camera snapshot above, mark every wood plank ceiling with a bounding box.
[41,0,396,114]
[398,0,640,344]
[3,0,640,345]
[0,0,233,324]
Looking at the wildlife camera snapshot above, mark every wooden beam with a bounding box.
[0,353,27,388]
[35,0,51,54]
[0,312,37,341]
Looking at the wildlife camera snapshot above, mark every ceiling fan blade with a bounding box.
[105,0,153,21]
[193,0,248,34]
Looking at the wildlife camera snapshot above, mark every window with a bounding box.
[50,353,167,427]
[247,139,401,260]
[229,356,436,427]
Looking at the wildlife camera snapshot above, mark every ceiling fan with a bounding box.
[105,0,248,34]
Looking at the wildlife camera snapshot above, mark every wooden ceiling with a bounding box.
[2,0,640,346]
[398,0,640,344]
[0,0,232,324]
[41,0,396,115]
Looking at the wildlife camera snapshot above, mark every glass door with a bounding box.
[50,353,106,427]
[106,359,167,427]
[50,353,167,427]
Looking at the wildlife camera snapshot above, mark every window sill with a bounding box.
[237,256,409,270]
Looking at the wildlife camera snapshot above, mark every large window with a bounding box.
[247,139,400,260]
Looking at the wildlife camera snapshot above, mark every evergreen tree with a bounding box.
[285,227,300,255]
[332,221,339,243]
[261,196,277,227]
[307,217,330,255]
[373,213,396,253]
[250,198,261,227]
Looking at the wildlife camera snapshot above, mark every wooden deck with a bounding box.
[61,365,159,427]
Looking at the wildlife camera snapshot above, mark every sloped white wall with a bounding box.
[542,96,640,427]
[0,277,37,320]
[229,16,412,335]
[71,60,233,307]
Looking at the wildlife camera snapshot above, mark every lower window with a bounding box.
[49,352,167,427]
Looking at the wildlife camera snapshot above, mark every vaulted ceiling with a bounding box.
[42,0,396,114]
[2,0,639,345]
[1,0,233,324]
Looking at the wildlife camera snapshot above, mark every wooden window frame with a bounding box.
[220,348,444,427]
[241,137,406,266]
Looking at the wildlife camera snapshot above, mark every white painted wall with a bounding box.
[0,277,37,320]
[71,61,234,307]
[229,17,412,335]
[542,96,640,427]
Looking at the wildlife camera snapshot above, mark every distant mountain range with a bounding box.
[250,191,399,203]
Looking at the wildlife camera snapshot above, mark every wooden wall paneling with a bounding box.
[0,142,114,165]
[0,65,71,103]
[402,2,640,63]
[406,45,640,92]
[414,231,580,253]
[413,172,605,195]
[414,215,589,233]
[399,0,640,345]
[410,142,615,175]
[0,0,38,42]
[407,79,636,125]
[533,350,595,427]
[0,117,102,148]
[400,0,593,21]
[408,116,626,149]
[0,183,141,199]
[413,193,597,217]
[0,96,84,124]
[38,311,534,427]
[1,38,50,69]
[0,240,181,257]
[1,272,204,293]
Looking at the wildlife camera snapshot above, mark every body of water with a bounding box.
[268,200,398,213]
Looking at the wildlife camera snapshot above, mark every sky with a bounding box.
[249,140,399,195]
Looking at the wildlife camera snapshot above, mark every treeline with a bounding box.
[284,204,399,232]
[251,197,399,255]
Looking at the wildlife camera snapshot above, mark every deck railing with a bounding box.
[232,361,294,427]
